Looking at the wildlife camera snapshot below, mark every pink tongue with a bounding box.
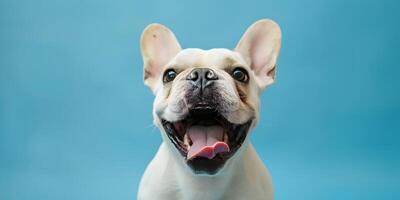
[186,125,230,160]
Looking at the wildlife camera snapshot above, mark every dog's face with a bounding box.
[140,19,281,175]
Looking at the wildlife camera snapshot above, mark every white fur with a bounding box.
[138,141,273,200]
[138,19,281,200]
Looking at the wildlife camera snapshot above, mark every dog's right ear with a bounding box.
[140,23,181,93]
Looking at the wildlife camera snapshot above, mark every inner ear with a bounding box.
[140,23,181,93]
[235,19,281,89]
[266,65,276,79]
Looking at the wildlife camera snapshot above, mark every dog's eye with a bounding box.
[231,68,249,82]
[163,69,177,83]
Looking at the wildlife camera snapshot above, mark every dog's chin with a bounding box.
[161,108,252,175]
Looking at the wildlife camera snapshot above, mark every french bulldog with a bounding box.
[138,19,281,200]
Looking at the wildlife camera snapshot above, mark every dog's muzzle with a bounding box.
[161,106,252,175]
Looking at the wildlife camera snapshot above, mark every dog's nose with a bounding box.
[187,68,218,88]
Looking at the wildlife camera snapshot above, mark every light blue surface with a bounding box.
[1,0,399,199]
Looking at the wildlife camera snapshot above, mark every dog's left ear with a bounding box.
[235,19,282,89]
[141,23,182,93]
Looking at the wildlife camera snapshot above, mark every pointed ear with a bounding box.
[140,23,181,92]
[235,19,282,89]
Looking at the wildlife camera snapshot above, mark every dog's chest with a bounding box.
[178,181,227,200]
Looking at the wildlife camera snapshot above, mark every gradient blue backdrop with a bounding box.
[1,0,399,199]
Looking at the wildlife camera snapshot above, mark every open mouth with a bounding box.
[161,107,252,174]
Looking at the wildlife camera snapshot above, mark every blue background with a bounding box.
[1,0,399,199]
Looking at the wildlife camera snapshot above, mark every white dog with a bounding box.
[138,19,281,200]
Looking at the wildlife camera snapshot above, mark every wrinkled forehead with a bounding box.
[166,48,248,70]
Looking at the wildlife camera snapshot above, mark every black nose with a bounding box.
[187,68,218,88]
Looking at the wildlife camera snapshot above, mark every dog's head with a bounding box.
[140,19,281,175]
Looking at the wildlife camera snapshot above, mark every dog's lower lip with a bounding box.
[161,111,252,174]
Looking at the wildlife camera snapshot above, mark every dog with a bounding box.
[138,19,281,200]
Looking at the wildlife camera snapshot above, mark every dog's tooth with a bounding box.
[184,134,190,147]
